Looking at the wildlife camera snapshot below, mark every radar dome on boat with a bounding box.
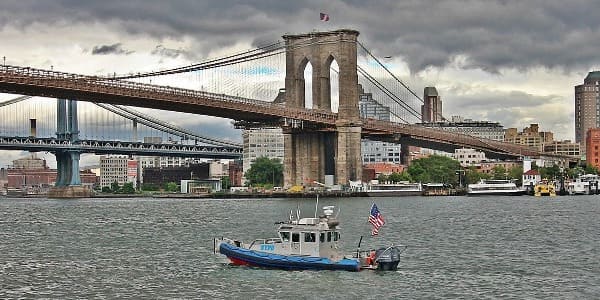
[323,206,335,216]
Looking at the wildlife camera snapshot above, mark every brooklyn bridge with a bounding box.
[0,29,573,190]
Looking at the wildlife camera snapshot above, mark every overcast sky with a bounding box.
[2,0,600,168]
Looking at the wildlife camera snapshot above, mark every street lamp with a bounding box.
[455,170,465,188]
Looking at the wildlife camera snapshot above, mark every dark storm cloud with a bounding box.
[151,45,186,59]
[91,43,133,55]
[2,0,600,72]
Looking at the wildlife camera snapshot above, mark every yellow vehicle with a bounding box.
[287,185,304,193]
[534,180,556,197]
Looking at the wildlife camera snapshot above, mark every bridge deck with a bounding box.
[0,65,574,161]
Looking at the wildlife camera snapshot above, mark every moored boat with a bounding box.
[534,180,556,197]
[364,181,423,197]
[467,179,524,196]
[566,174,600,195]
[214,204,405,271]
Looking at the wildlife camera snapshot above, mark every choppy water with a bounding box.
[0,195,599,299]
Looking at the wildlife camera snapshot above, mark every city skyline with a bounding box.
[2,0,600,167]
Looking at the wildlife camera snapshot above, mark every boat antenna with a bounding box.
[314,193,319,218]
[289,209,293,222]
[335,206,340,218]
[356,235,363,257]
[312,181,325,218]
[296,203,301,220]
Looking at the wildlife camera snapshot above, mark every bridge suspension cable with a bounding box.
[358,41,448,122]
[109,37,338,80]
[357,66,421,123]
[95,103,241,147]
[0,95,33,107]
[111,41,285,79]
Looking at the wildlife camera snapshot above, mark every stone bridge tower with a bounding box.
[283,29,362,187]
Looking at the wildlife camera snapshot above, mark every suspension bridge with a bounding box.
[0,29,574,193]
[0,96,242,157]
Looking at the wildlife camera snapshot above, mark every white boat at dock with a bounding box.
[364,181,423,197]
[567,174,600,195]
[467,179,524,196]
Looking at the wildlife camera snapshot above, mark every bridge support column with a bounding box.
[49,98,90,198]
[283,29,362,188]
[401,143,411,165]
[335,126,362,185]
[284,131,335,188]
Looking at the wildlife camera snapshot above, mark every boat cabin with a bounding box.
[246,206,345,261]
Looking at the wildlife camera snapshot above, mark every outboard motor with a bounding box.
[375,246,401,271]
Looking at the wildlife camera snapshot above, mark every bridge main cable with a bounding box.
[95,103,241,147]
[111,41,285,79]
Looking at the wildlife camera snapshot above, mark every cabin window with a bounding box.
[327,232,332,242]
[304,232,316,243]
[333,232,339,241]
[280,231,290,242]
[292,233,300,243]
[320,233,325,243]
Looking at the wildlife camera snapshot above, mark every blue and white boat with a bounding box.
[214,205,405,271]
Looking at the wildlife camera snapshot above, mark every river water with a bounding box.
[0,195,598,299]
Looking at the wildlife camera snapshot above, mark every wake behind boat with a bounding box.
[467,179,524,196]
[214,203,405,272]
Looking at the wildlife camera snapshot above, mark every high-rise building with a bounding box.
[242,128,284,176]
[575,71,600,153]
[359,86,402,164]
[422,86,442,123]
[586,128,600,169]
[100,155,137,188]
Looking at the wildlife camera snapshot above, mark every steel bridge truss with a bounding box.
[0,136,242,159]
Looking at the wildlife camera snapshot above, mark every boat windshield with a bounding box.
[304,232,316,243]
[280,231,290,242]
[292,233,300,243]
[330,231,339,241]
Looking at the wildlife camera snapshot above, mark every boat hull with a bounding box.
[365,190,423,197]
[467,190,525,196]
[219,242,360,272]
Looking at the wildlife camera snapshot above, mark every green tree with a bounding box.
[121,182,135,194]
[508,166,524,186]
[387,172,403,183]
[244,157,283,187]
[111,181,120,194]
[141,183,159,191]
[539,165,561,180]
[584,164,599,175]
[397,171,413,182]
[221,176,232,190]
[491,165,508,179]
[101,186,111,193]
[377,173,388,182]
[164,182,179,192]
[407,155,462,185]
[464,166,489,185]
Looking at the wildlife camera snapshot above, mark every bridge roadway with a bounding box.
[0,65,573,161]
[0,136,242,159]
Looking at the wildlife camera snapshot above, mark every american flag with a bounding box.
[368,203,385,236]
[319,12,330,21]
